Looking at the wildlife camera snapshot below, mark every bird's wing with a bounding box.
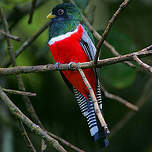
[80,25,99,81]
[80,25,96,61]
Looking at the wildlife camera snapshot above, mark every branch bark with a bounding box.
[111,77,152,137]
[0,45,151,75]
[48,132,85,152]
[0,86,67,152]
[102,87,138,111]
[133,55,152,72]
[0,8,38,152]
[28,0,37,24]
[71,0,134,68]
[94,0,131,64]
[78,69,110,135]
[0,29,21,41]
[2,88,36,97]
[1,21,49,68]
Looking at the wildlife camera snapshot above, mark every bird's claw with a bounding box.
[68,62,75,69]
[55,62,60,70]
[104,126,110,136]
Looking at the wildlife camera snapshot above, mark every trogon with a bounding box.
[47,2,109,147]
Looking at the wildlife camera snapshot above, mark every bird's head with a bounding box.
[47,2,81,22]
[47,2,82,39]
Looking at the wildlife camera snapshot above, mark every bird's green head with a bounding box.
[47,2,81,21]
[47,2,82,39]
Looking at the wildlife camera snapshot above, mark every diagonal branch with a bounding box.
[1,21,49,68]
[103,41,135,68]
[110,77,152,137]
[71,0,135,68]
[0,86,67,152]
[0,8,38,152]
[94,0,131,64]
[133,55,152,72]
[78,68,110,135]
[19,120,37,152]
[102,87,138,111]
[0,29,21,41]
[28,0,37,24]
[1,10,86,152]
[48,132,85,152]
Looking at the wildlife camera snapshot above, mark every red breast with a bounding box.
[48,25,96,99]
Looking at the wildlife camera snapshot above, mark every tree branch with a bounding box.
[103,41,135,68]
[1,21,49,68]
[0,29,21,41]
[78,68,110,134]
[48,132,86,152]
[28,0,37,24]
[133,55,152,72]
[19,120,37,152]
[110,77,152,137]
[102,87,138,111]
[1,10,86,151]
[2,88,36,97]
[94,0,130,64]
[0,8,38,152]
[0,86,67,152]
[71,0,135,68]
[0,45,151,75]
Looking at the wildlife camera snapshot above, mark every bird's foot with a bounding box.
[55,62,60,70]
[68,62,75,69]
[104,126,110,136]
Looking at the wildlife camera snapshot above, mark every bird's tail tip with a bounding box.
[93,127,110,148]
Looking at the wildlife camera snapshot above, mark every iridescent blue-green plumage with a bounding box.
[49,3,95,43]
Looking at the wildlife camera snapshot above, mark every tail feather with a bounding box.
[73,87,109,148]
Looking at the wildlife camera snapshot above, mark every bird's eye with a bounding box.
[57,9,64,15]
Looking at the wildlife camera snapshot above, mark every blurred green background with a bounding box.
[0,0,152,152]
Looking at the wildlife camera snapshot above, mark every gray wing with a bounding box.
[80,27,96,61]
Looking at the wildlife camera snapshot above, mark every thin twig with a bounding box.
[0,29,21,41]
[0,86,67,152]
[0,46,151,75]
[102,87,138,111]
[0,8,16,65]
[28,0,37,24]
[103,41,135,68]
[41,139,47,152]
[78,68,110,134]
[71,0,135,68]
[110,77,152,137]
[1,10,85,151]
[2,88,36,96]
[0,8,37,152]
[94,0,130,64]
[133,55,152,72]
[19,120,37,152]
[1,21,50,68]
[48,132,86,152]
[7,0,48,30]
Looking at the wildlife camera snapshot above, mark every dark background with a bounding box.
[0,0,152,152]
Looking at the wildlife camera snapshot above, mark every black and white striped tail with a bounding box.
[73,81,109,147]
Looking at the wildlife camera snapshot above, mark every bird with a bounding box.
[47,2,109,147]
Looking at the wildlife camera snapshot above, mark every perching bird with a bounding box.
[47,2,109,147]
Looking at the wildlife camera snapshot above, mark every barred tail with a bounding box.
[73,83,109,148]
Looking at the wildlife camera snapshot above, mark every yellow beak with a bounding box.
[47,13,56,19]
